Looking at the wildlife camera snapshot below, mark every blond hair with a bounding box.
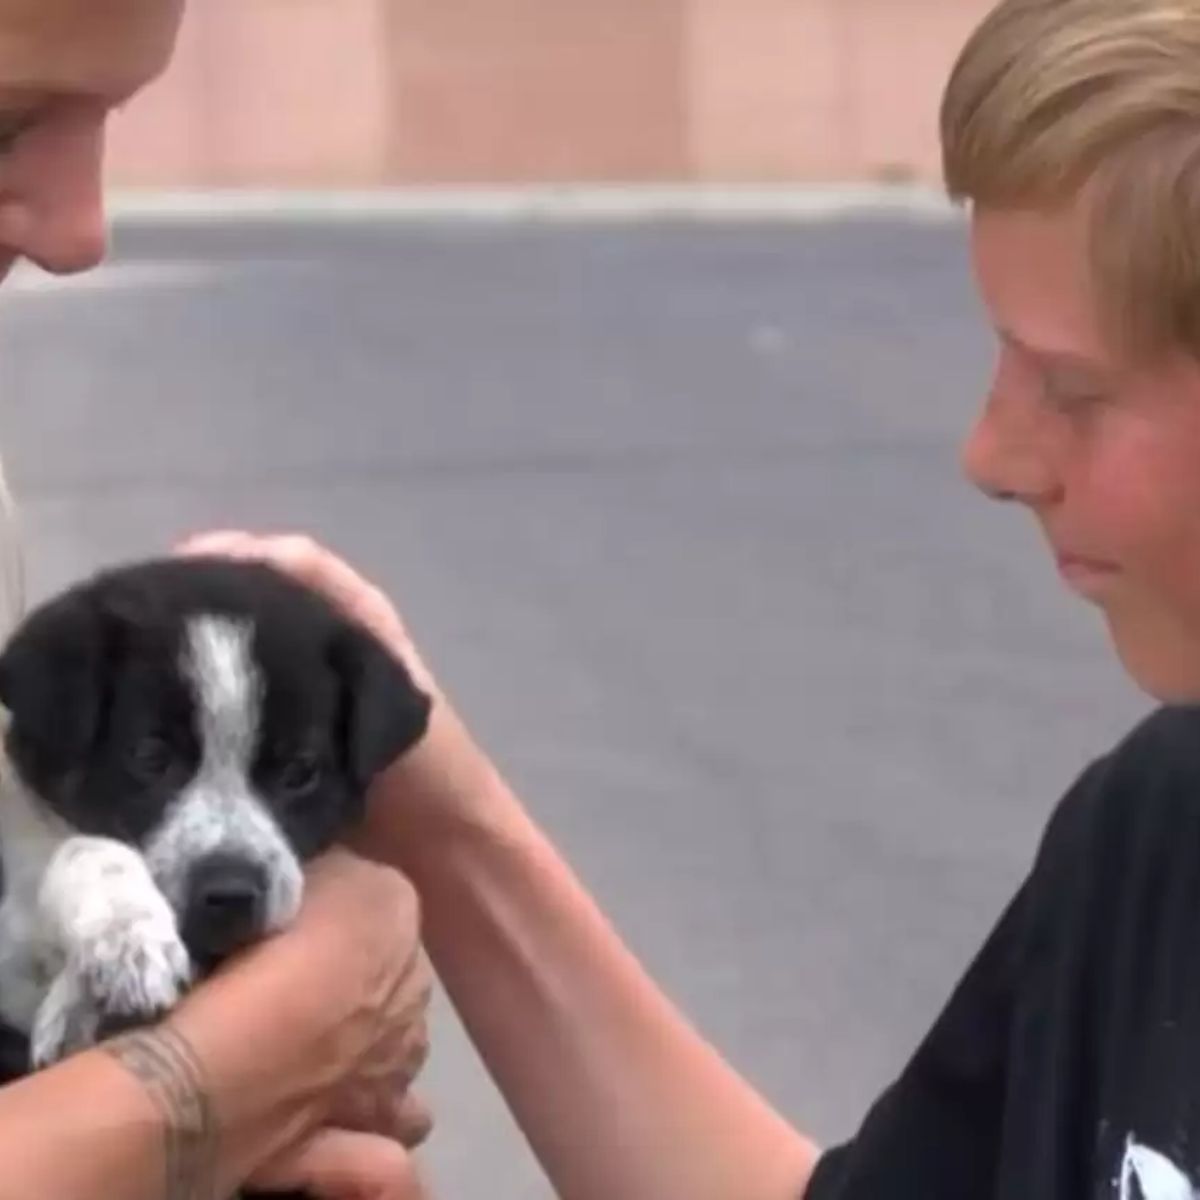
[940,0,1200,358]
[0,455,25,643]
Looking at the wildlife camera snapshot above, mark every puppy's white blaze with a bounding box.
[144,614,303,931]
[183,615,260,770]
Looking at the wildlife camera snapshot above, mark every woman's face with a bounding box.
[965,200,1200,702]
[0,0,182,281]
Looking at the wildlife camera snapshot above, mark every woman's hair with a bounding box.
[0,453,26,642]
[940,0,1200,358]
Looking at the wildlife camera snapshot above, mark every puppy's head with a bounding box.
[0,556,431,965]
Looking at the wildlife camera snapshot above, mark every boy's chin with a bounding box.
[1107,614,1200,706]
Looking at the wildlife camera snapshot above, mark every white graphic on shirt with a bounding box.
[1119,1137,1196,1199]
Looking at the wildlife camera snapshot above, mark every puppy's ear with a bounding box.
[329,622,432,788]
[0,596,110,768]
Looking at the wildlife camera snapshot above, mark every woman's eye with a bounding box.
[127,735,174,783]
[278,755,321,797]
[0,110,41,156]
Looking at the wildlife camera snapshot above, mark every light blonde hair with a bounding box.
[0,454,25,642]
[940,0,1200,358]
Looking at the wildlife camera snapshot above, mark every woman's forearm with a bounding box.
[0,1032,224,1200]
[0,975,330,1200]
[372,707,820,1200]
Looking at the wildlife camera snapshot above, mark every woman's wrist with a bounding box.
[98,1025,229,1197]
[159,955,337,1185]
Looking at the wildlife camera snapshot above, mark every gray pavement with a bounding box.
[0,213,1149,1197]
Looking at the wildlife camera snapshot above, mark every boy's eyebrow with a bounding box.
[997,326,1109,373]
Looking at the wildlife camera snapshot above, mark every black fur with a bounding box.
[0,555,431,856]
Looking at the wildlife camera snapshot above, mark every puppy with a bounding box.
[0,554,430,1075]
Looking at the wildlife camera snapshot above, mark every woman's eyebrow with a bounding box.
[0,89,53,126]
[0,85,52,106]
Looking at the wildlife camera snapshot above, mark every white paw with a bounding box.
[74,903,193,1020]
[27,836,194,1067]
[30,912,192,1069]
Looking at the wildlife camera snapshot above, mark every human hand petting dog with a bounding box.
[174,530,497,851]
[176,532,438,697]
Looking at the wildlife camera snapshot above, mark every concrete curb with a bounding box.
[105,184,962,225]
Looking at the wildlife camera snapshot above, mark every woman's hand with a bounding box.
[164,846,434,1184]
[277,848,434,1143]
[249,1128,431,1199]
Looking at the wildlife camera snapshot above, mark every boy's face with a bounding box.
[965,201,1200,701]
[0,0,183,281]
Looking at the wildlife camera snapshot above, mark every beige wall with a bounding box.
[105,0,994,188]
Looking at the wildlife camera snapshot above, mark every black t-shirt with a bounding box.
[807,704,1200,1200]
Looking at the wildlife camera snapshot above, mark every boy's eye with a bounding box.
[1040,370,1107,412]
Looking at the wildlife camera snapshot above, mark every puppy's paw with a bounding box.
[30,912,192,1069]
[74,902,193,1024]
[32,837,193,1068]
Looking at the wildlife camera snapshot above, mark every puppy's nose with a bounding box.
[182,854,268,961]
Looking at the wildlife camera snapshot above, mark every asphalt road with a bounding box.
[0,212,1149,1197]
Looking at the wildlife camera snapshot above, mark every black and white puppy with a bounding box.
[0,555,430,1071]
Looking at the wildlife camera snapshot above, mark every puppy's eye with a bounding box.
[127,735,174,783]
[278,754,321,798]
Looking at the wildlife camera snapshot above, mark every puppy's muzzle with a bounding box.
[181,852,270,962]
